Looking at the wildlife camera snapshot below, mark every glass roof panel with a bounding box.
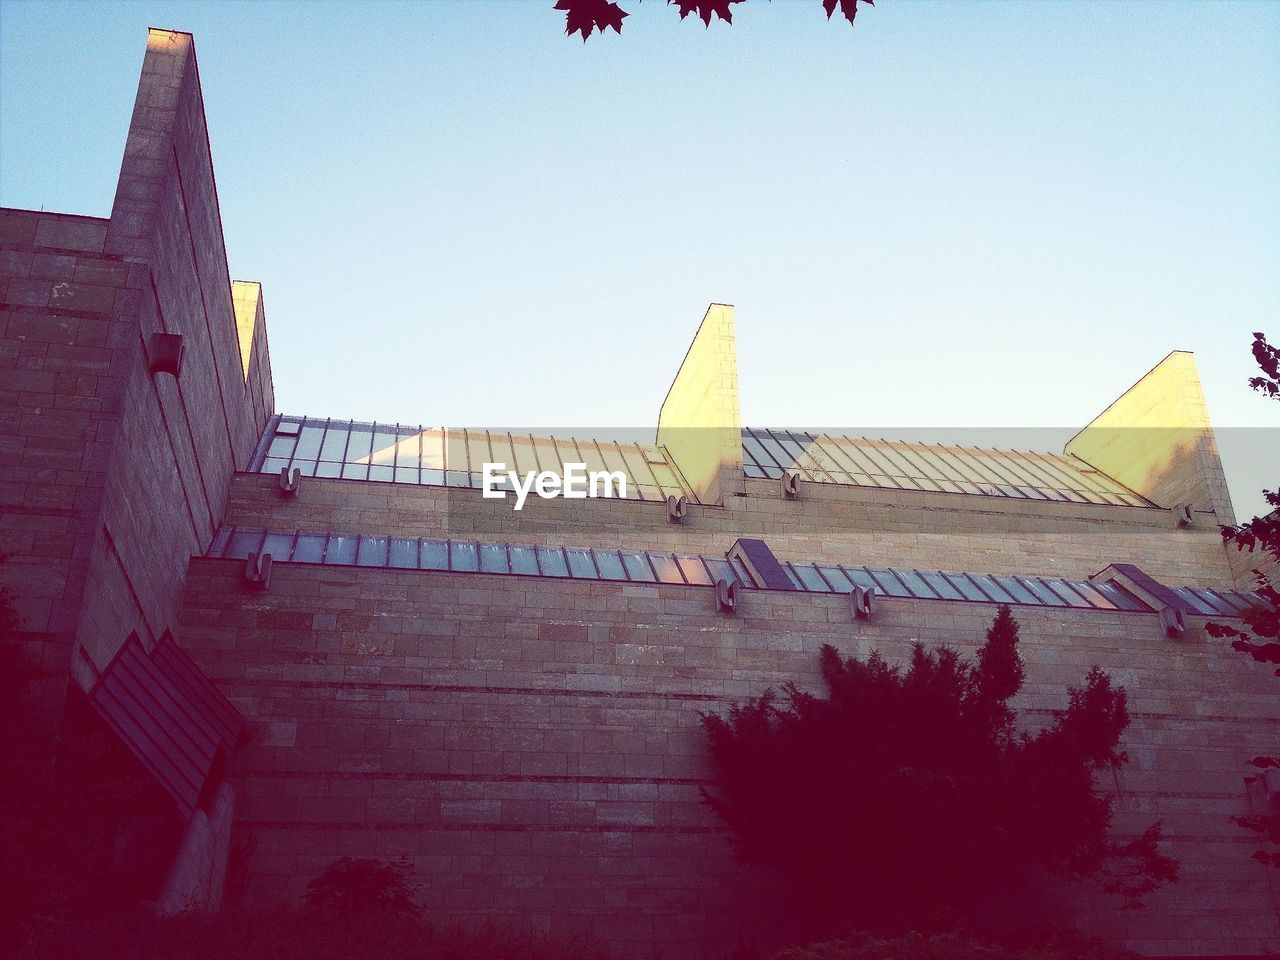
[676,556,714,586]
[921,572,965,601]
[509,545,539,576]
[389,537,418,569]
[594,550,628,581]
[621,551,656,582]
[741,428,1154,506]
[791,563,832,592]
[293,534,326,564]
[536,547,570,577]
[207,525,1249,623]
[421,539,449,570]
[253,416,695,502]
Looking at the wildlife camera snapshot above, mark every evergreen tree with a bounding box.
[700,607,1177,933]
[1205,331,1280,866]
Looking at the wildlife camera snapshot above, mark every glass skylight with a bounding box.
[205,527,1266,616]
[252,415,693,503]
[741,427,1153,507]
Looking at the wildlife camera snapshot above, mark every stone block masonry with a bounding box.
[177,559,1279,957]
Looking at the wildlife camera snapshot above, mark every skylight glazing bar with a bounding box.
[866,440,931,492]
[996,449,1075,501]
[923,443,992,495]
[899,444,963,494]
[847,440,910,490]
[804,437,856,484]
[785,431,838,483]
[818,437,877,486]
[892,444,951,494]
[949,446,1021,498]
[1020,451,1093,502]
[973,448,1048,500]
[742,429,784,476]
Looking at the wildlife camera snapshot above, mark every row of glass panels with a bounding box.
[1168,584,1268,617]
[252,416,693,504]
[741,427,1152,507]
[207,527,1277,616]
[782,561,1150,611]
[778,562,1260,615]
[775,562,1260,616]
[211,527,746,587]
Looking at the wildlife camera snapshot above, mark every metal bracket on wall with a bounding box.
[244,552,272,591]
[279,467,302,497]
[781,471,801,500]
[850,585,876,620]
[715,578,738,614]
[1171,503,1195,528]
[666,495,687,524]
[1158,605,1186,637]
[147,333,184,378]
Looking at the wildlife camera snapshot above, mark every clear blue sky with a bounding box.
[2,0,1277,516]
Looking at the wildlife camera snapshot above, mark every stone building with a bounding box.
[2,28,1277,958]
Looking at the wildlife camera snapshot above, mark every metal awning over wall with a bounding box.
[87,633,245,820]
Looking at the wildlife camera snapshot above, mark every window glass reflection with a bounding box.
[293,535,325,563]
[420,540,449,570]
[479,543,510,574]
[509,545,539,575]
[705,558,738,585]
[227,528,265,559]
[866,569,911,598]
[650,554,685,584]
[262,532,294,560]
[319,424,349,462]
[536,547,570,577]
[621,552,655,582]
[920,572,964,600]
[593,551,627,581]
[676,556,713,586]
[566,549,598,579]
[792,564,831,592]
[389,538,418,569]
[449,541,479,572]
[293,426,324,462]
[357,536,388,566]
[325,535,357,565]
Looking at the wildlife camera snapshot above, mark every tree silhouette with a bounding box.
[554,0,875,41]
[700,607,1177,933]
[1205,331,1280,866]
[305,857,422,917]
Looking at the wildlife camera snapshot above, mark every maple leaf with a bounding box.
[670,0,745,26]
[555,0,629,41]
[822,0,873,26]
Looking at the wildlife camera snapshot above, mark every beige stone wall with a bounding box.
[177,556,1280,957]
[656,303,743,505]
[1066,351,1236,526]
[2,30,274,697]
[0,210,137,706]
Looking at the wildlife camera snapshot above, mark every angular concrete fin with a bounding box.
[656,304,743,505]
[232,280,275,444]
[107,29,198,258]
[106,27,276,466]
[231,280,262,380]
[1065,351,1234,525]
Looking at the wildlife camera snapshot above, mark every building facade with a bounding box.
[2,29,1278,958]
